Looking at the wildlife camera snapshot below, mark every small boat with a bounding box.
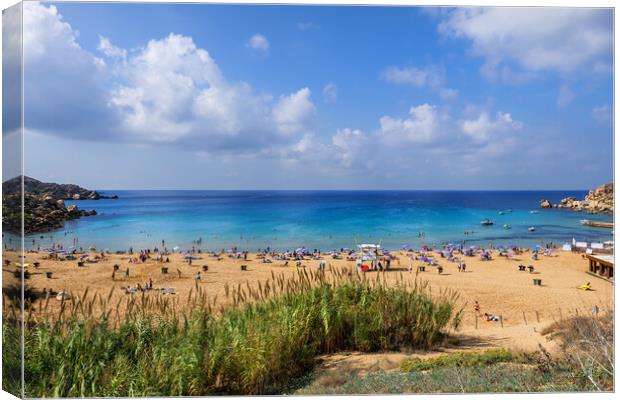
[503,224,511,230]
[498,211,504,215]
[480,219,494,226]
[530,210,539,214]
[528,227,536,232]
[580,219,614,229]
[507,208,513,212]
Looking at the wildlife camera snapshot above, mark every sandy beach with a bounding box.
[3,246,613,353]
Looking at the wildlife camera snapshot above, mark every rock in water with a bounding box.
[541,183,613,214]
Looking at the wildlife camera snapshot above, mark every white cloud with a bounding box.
[2,3,23,135]
[381,66,443,88]
[322,82,338,102]
[332,128,369,168]
[439,87,459,101]
[439,8,612,81]
[379,104,442,145]
[22,2,316,153]
[245,33,269,53]
[272,88,316,136]
[98,35,126,59]
[23,1,111,138]
[556,85,575,109]
[461,111,522,144]
[286,103,524,179]
[592,105,612,126]
[381,65,458,101]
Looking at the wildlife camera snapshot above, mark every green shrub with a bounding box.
[400,349,524,372]
[11,269,461,396]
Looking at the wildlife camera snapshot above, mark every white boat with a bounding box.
[480,219,494,226]
[530,210,539,214]
[503,224,511,230]
[498,211,504,215]
[528,227,536,232]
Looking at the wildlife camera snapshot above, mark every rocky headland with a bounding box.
[2,176,117,234]
[540,183,613,215]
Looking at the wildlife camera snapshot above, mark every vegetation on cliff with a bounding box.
[2,176,116,234]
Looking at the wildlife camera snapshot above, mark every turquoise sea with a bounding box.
[8,190,613,252]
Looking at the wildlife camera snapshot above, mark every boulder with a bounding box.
[558,197,577,207]
[72,194,81,200]
[79,209,97,216]
[42,194,55,204]
[56,291,71,301]
[540,199,552,208]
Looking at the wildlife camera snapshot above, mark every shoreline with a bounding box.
[4,231,613,254]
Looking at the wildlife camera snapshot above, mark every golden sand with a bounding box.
[3,248,613,352]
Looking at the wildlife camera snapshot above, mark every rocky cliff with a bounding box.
[540,183,613,215]
[3,176,118,200]
[2,176,117,234]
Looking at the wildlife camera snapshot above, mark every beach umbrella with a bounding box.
[173,246,180,251]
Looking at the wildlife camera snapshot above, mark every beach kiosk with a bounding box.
[356,244,381,271]
[586,254,614,280]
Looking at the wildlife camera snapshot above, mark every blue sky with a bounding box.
[3,2,614,189]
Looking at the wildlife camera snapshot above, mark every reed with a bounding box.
[5,268,461,396]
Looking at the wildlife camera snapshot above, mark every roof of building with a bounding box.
[587,254,614,266]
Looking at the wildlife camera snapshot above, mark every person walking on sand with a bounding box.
[474,301,481,316]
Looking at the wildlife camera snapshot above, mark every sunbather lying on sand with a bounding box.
[483,313,500,321]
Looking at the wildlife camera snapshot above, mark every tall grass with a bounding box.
[540,310,614,391]
[3,267,461,396]
[297,312,614,395]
